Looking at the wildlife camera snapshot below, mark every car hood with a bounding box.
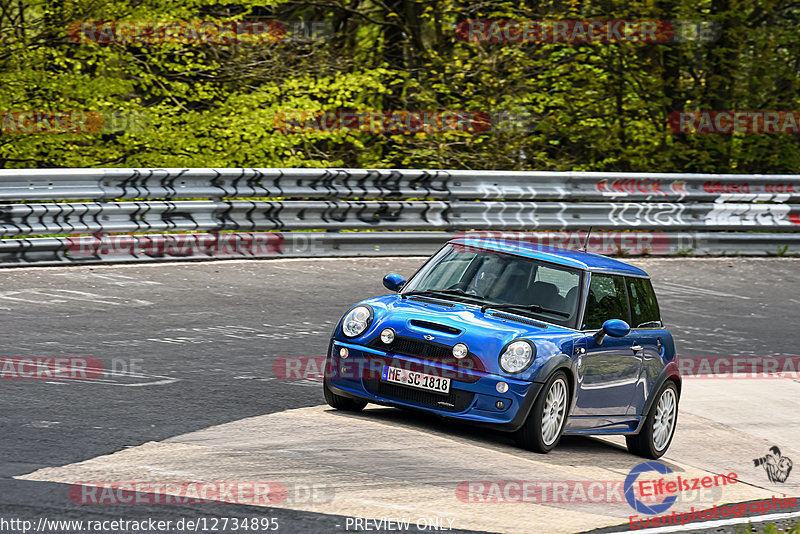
[338,294,580,379]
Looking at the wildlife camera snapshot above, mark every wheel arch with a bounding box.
[532,353,578,414]
[641,361,682,416]
[631,362,681,437]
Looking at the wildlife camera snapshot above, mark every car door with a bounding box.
[625,276,669,415]
[573,273,642,416]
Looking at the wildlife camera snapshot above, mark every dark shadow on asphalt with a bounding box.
[324,406,687,473]
[0,478,489,534]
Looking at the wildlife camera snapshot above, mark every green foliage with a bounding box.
[735,521,800,534]
[1,0,799,170]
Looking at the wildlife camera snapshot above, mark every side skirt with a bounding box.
[563,415,642,435]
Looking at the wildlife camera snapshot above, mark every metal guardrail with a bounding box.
[0,167,798,266]
[0,200,796,236]
[4,168,800,201]
[0,231,797,268]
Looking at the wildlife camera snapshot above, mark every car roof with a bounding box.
[450,237,650,277]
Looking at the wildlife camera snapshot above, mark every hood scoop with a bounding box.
[488,312,548,329]
[410,320,462,335]
[407,296,455,307]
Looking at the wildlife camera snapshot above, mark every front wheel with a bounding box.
[515,371,569,453]
[626,381,679,459]
[323,378,367,412]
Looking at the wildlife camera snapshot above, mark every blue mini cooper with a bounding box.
[324,238,680,458]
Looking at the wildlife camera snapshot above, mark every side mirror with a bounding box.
[593,319,631,345]
[383,273,406,292]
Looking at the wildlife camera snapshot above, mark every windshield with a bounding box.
[403,243,584,328]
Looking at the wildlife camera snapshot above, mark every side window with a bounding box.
[584,274,631,330]
[627,277,662,328]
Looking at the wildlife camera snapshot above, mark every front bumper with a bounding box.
[327,339,543,432]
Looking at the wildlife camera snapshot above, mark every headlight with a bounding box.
[499,340,535,374]
[341,305,372,338]
[380,328,395,344]
[452,343,469,359]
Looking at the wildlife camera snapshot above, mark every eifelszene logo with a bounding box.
[625,462,739,515]
[625,462,678,514]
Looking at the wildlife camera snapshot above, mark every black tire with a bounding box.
[515,370,570,453]
[323,378,367,412]
[626,381,679,459]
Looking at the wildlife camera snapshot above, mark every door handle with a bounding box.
[631,345,644,352]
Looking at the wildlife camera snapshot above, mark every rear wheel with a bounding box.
[515,371,569,453]
[323,378,367,412]
[626,381,678,459]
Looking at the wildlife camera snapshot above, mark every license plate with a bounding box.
[381,366,451,394]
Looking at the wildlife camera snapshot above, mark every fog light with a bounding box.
[495,401,505,410]
[380,328,395,344]
[339,347,349,359]
[496,381,508,393]
[452,343,469,359]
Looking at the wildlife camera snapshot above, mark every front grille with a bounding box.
[394,336,452,359]
[366,336,486,377]
[368,335,452,360]
[364,380,475,412]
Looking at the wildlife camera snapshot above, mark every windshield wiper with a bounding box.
[480,303,571,318]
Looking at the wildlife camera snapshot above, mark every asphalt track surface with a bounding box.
[1,257,799,534]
